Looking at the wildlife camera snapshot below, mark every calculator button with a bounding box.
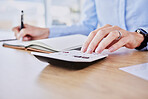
[81,56,89,59]
[74,55,82,58]
[63,51,69,53]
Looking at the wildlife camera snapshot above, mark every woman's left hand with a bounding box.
[81,24,144,54]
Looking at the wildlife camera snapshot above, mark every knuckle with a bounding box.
[98,29,105,35]
[105,24,112,27]
[113,25,120,29]
[89,31,97,37]
[90,31,96,35]
[122,38,128,44]
[110,31,117,37]
[97,31,104,36]
[99,29,105,33]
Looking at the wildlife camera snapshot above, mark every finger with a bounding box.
[17,29,28,40]
[108,37,128,52]
[12,26,20,37]
[81,24,112,52]
[81,31,97,52]
[86,26,122,53]
[24,24,29,28]
[86,30,108,53]
[23,36,32,41]
[95,31,119,53]
[12,26,20,32]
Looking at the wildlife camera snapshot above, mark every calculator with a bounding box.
[31,50,108,69]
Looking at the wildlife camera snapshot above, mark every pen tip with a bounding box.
[21,10,23,13]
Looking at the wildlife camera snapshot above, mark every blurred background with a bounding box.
[0,0,84,31]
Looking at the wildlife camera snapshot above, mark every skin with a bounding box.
[12,24,144,53]
[81,24,144,53]
[12,24,49,41]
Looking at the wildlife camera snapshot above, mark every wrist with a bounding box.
[135,28,148,50]
[135,32,144,48]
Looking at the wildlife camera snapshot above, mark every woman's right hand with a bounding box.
[12,24,50,41]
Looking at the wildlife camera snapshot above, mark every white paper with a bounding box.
[38,34,87,51]
[0,31,15,40]
[119,63,148,81]
[3,34,87,51]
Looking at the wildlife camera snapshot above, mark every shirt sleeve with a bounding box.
[49,0,98,38]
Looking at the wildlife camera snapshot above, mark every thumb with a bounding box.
[23,36,32,41]
[17,29,28,40]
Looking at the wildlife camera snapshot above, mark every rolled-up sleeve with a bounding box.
[49,0,98,38]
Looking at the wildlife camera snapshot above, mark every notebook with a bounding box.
[3,34,87,53]
[0,31,16,42]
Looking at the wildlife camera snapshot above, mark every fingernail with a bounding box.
[95,47,102,54]
[23,37,28,41]
[109,47,114,52]
[86,48,93,54]
[81,46,87,52]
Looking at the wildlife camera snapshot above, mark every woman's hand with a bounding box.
[81,24,144,54]
[12,24,49,41]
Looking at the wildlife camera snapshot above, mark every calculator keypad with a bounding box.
[32,50,108,62]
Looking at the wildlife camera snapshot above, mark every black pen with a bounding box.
[20,10,24,30]
[20,10,31,40]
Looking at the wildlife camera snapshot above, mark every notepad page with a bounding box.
[3,34,87,52]
[36,34,87,51]
[0,31,15,41]
[3,40,30,46]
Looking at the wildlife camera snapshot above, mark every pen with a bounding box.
[18,10,25,41]
[20,10,24,30]
[20,10,31,41]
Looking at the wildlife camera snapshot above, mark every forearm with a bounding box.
[49,0,98,38]
[49,23,96,38]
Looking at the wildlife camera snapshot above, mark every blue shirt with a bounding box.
[49,0,148,49]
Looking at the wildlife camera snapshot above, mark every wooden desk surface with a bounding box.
[0,43,148,99]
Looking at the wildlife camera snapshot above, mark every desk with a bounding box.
[0,42,148,99]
